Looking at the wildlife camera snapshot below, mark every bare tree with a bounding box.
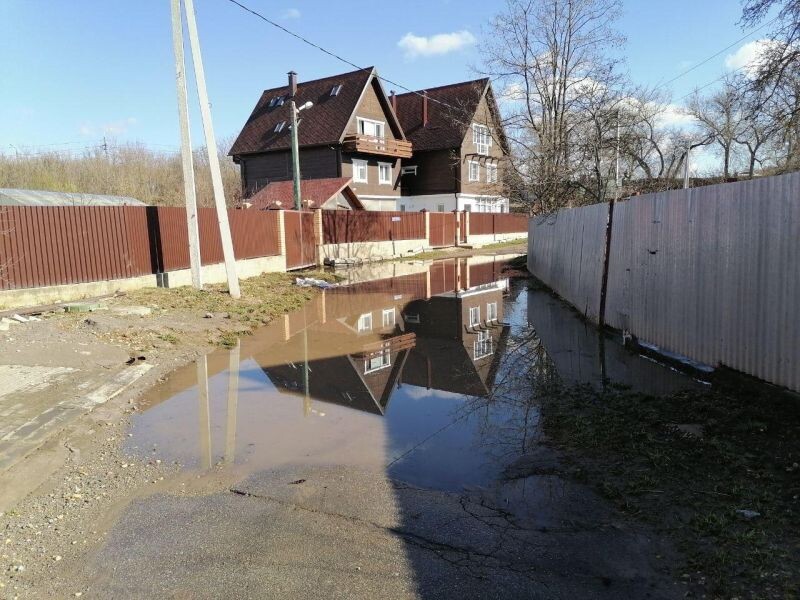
[741,0,800,96]
[687,77,747,178]
[481,0,625,214]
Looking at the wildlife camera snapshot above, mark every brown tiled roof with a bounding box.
[246,177,362,210]
[229,68,374,156]
[394,78,489,152]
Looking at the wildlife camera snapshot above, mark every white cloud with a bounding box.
[398,30,476,59]
[281,7,301,19]
[724,39,775,77]
[658,104,696,130]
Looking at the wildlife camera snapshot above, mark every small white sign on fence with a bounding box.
[391,216,401,222]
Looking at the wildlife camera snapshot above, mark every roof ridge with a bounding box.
[394,78,489,98]
[258,66,374,96]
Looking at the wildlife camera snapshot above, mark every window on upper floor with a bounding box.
[468,161,480,182]
[365,344,391,373]
[487,302,498,321]
[330,84,343,96]
[378,162,392,185]
[358,117,385,138]
[353,159,368,183]
[357,312,372,332]
[274,121,286,133]
[469,306,480,327]
[382,308,396,328]
[269,95,285,108]
[473,124,491,155]
[474,329,493,360]
[486,163,498,184]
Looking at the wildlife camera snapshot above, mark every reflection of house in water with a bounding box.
[250,257,514,416]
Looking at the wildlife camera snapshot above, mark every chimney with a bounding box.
[390,90,397,112]
[288,71,298,97]
[422,91,429,127]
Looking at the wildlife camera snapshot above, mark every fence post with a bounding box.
[424,210,430,247]
[454,210,461,247]
[463,210,470,245]
[313,208,324,266]
[493,213,498,242]
[276,210,287,271]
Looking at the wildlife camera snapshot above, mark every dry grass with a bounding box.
[0,138,241,207]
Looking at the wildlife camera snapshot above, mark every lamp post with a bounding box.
[290,100,314,210]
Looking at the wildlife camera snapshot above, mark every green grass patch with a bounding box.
[540,383,800,599]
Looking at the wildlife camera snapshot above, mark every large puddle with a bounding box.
[127,254,697,492]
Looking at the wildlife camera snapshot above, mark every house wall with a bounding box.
[459,94,506,197]
[398,193,509,213]
[400,149,458,197]
[345,79,400,140]
[240,146,339,195]
[341,154,401,200]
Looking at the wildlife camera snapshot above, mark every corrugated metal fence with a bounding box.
[322,211,425,244]
[528,173,800,392]
[0,206,280,290]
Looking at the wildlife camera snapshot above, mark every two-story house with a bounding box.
[392,79,510,213]
[229,68,411,211]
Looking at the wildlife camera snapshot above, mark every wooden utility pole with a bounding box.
[170,0,202,289]
[182,0,240,298]
[290,99,302,210]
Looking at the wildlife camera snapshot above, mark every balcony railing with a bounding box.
[342,134,413,159]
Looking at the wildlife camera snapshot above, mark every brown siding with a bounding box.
[459,94,505,196]
[400,149,458,196]
[241,147,339,195]
[341,154,401,198]
[346,79,399,140]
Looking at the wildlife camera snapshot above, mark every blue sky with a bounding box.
[0,0,766,155]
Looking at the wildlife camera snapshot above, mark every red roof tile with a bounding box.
[246,177,360,210]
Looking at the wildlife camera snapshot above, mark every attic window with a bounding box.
[330,84,343,96]
[401,165,417,176]
[269,95,285,108]
[274,121,286,133]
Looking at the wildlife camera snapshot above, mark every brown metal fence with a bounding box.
[468,213,528,236]
[428,212,456,247]
[0,205,280,291]
[322,210,425,244]
[284,210,317,270]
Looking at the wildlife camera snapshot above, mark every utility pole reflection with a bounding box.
[196,355,212,469]
[225,340,240,464]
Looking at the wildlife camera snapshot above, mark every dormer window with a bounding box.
[274,121,286,133]
[473,124,491,155]
[330,84,343,96]
[268,95,285,108]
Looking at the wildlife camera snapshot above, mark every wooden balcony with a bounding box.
[342,134,413,159]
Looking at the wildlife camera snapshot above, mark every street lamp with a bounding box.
[290,99,314,210]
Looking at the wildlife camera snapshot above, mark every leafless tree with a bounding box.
[687,77,747,178]
[741,0,800,97]
[481,0,625,214]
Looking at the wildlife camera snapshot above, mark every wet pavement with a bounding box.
[80,254,696,598]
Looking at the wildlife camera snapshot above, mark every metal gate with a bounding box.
[428,212,456,247]
[284,210,317,270]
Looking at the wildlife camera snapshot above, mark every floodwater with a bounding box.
[127,254,696,492]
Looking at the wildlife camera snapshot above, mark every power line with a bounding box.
[655,15,779,91]
[224,0,463,112]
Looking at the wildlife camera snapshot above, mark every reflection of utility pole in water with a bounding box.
[225,340,240,464]
[302,305,311,417]
[197,355,212,469]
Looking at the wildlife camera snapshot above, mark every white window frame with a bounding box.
[382,308,396,328]
[378,162,392,185]
[365,344,391,373]
[468,161,480,182]
[486,163,498,183]
[469,306,480,327]
[486,302,498,321]
[353,159,369,184]
[357,312,372,332]
[357,117,385,138]
[474,330,493,360]
[473,123,491,155]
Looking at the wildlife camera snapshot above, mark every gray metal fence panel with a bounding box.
[528,172,800,392]
[528,203,607,321]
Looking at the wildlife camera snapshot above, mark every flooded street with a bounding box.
[127,254,695,492]
[68,255,695,598]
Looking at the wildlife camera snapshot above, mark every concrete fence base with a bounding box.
[318,239,429,264]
